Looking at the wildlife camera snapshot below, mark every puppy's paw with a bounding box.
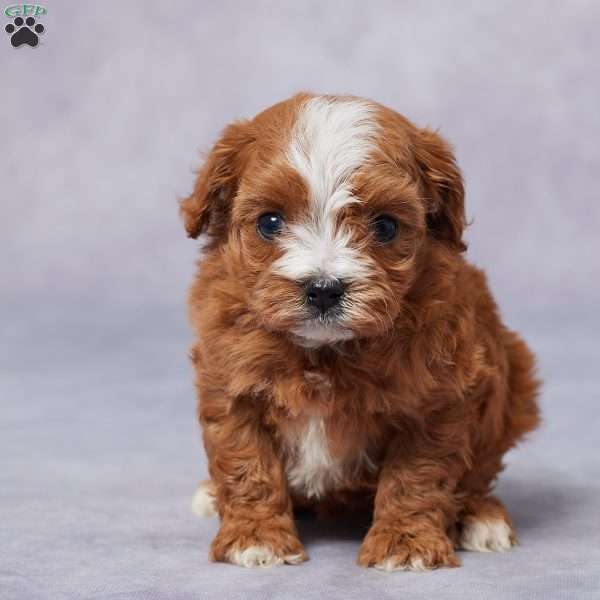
[459,517,516,552]
[211,517,307,568]
[191,480,217,517]
[458,496,517,552]
[358,521,460,572]
[228,545,306,568]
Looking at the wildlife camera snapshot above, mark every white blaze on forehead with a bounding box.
[288,96,378,211]
[274,96,379,281]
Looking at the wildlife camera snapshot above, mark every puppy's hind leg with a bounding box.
[458,495,516,552]
[191,479,217,517]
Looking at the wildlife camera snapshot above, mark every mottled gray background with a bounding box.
[1,1,599,599]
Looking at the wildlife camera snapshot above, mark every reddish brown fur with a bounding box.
[181,93,540,569]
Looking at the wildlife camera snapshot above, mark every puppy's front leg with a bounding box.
[358,429,467,571]
[204,401,307,568]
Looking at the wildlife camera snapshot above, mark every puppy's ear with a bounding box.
[413,128,467,252]
[180,120,254,240]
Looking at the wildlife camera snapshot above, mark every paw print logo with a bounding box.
[5,16,45,47]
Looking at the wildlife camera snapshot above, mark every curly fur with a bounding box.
[180,93,540,570]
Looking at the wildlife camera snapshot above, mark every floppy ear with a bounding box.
[413,128,467,252]
[180,120,254,240]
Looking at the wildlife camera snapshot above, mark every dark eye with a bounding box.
[257,212,285,240]
[371,214,398,243]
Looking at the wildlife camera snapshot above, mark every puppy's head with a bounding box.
[181,94,465,346]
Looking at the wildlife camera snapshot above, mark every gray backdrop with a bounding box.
[1,1,599,599]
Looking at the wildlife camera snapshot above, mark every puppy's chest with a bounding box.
[278,370,376,500]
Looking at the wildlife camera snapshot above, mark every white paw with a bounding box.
[459,518,515,552]
[374,555,429,572]
[191,481,217,517]
[228,545,304,569]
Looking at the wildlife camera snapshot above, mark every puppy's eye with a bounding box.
[370,214,398,243]
[257,212,285,240]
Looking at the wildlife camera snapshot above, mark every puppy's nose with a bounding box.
[305,277,345,314]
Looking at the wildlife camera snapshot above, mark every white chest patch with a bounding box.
[284,414,376,499]
[285,417,342,499]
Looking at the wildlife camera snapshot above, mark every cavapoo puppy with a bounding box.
[181,93,540,570]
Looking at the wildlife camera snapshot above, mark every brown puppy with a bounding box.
[181,93,540,570]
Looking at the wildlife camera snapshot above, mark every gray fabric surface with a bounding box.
[2,1,599,599]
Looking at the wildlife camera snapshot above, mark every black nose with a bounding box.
[304,277,345,314]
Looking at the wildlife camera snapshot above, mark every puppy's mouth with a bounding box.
[290,317,355,348]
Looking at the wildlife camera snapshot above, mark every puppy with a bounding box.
[181,93,540,570]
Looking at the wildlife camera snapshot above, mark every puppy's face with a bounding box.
[182,94,465,346]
